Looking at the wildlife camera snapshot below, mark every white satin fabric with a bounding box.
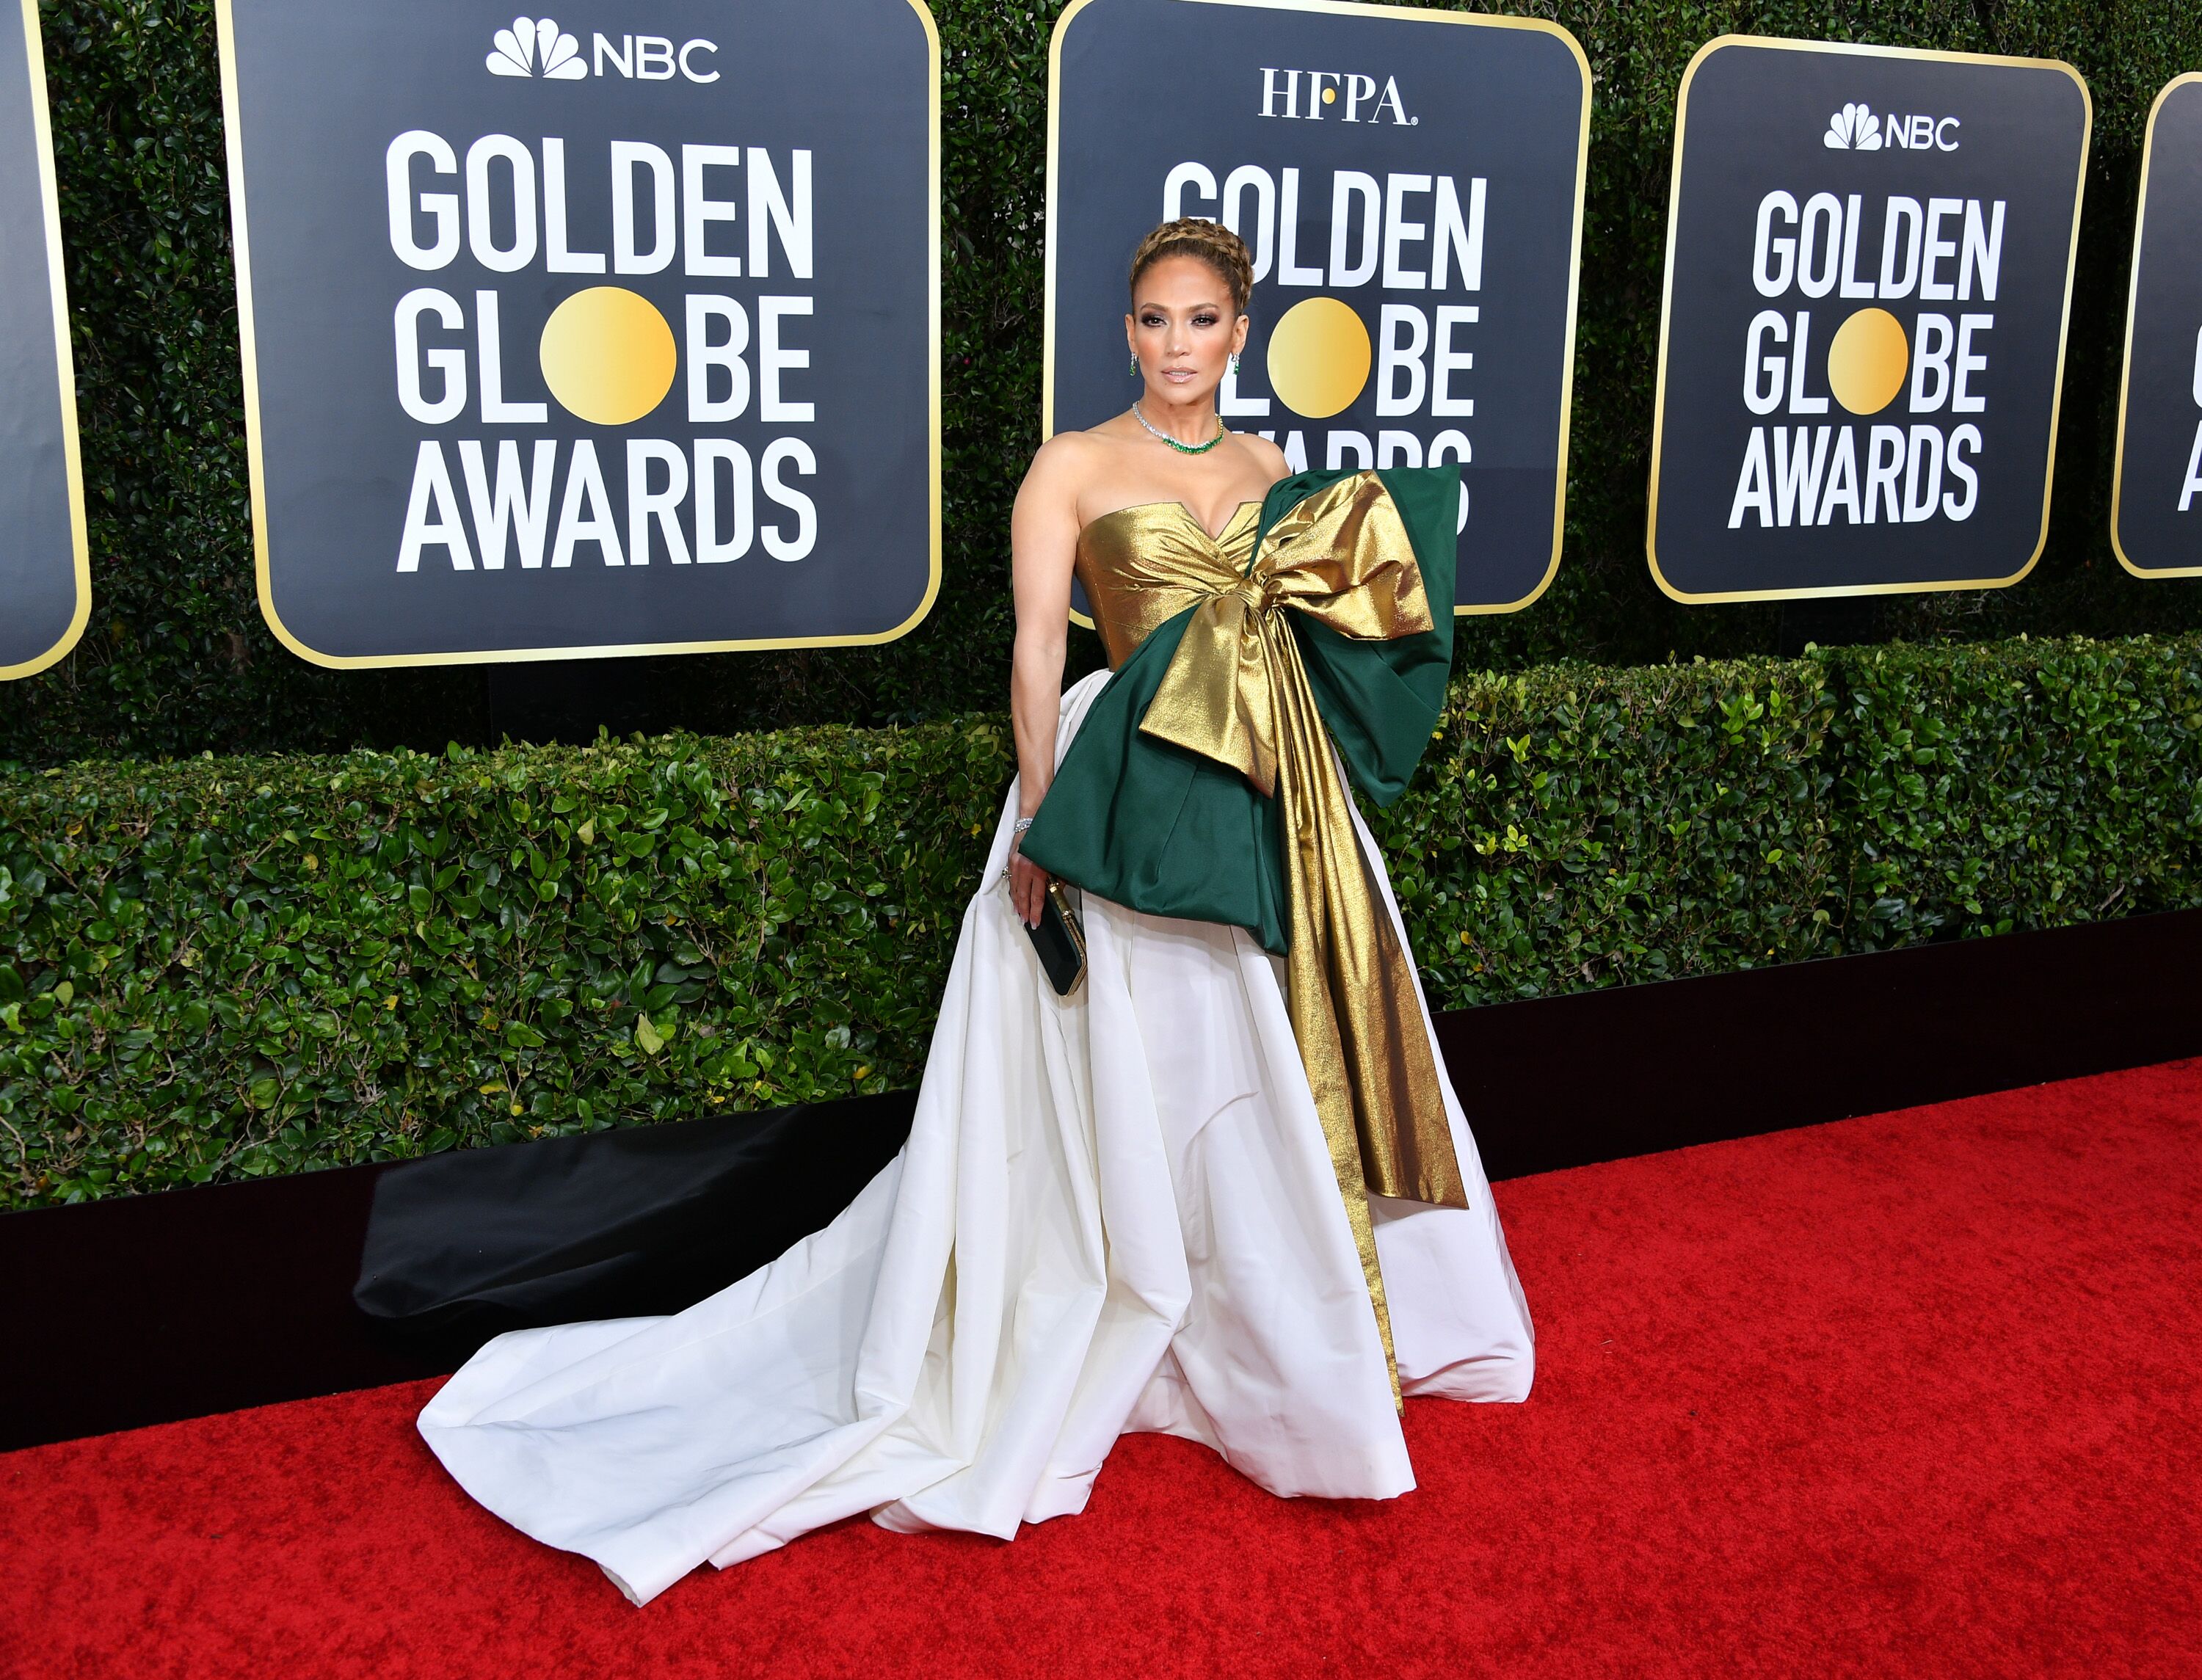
[419,669,1533,1605]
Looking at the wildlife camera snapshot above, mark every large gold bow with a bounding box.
[1138,475,1469,1402]
[1141,484,1437,796]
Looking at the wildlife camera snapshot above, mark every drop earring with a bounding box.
[1230,353,1241,375]
[1129,353,1139,377]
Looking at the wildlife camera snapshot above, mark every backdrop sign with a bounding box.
[1648,37,2090,603]
[1047,0,1589,615]
[217,0,938,668]
[2112,73,2202,579]
[0,0,87,680]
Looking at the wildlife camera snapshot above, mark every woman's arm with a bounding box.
[1006,437,1084,928]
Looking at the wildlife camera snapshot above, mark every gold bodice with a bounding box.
[1073,501,1262,670]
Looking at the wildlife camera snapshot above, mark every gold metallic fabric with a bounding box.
[1075,500,1265,672]
[1074,476,1470,1400]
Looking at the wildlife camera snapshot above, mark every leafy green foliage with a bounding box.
[6,1,2202,761]
[1377,657,1843,1004]
[1833,637,2202,945]
[9,633,2199,1209]
[1,721,1011,1204]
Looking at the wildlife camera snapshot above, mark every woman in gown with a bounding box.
[418,219,1534,1606]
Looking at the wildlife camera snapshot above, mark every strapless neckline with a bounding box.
[1074,495,1269,671]
[1082,498,1262,545]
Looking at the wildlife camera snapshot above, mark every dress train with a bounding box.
[418,668,1533,1605]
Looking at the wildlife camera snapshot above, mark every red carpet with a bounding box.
[7,1061,2199,1679]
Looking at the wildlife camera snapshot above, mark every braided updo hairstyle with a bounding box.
[1128,218,1255,316]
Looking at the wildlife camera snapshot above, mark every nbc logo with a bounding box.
[487,16,586,80]
[1824,101,1961,153]
[483,15,723,84]
[1824,103,1883,150]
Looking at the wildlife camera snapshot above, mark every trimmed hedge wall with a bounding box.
[5,0,2202,763]
[7,632,2198,1209]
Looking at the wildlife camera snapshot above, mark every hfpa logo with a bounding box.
[1259,68,1417,125]
[484,15,720,83]
[1824,101,1960,152]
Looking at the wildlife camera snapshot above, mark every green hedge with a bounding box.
[9,632,2199,1209]
[1833,638,2202,942]
[5,0,2201,763]
[0,719,1013,1205]
[1381,655,1845,1003]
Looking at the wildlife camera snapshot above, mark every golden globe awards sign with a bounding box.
[1047,0,1590,614]
[2112,73,2202,579]
[1647,37,2089,603]
[217,0,938,667]
[0,0,87,680]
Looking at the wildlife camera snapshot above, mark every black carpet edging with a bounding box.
[7,906,2200,1452]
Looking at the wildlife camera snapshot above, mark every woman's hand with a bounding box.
[1009,827,1052,928]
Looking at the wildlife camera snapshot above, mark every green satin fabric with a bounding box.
[1021,466,1458,956]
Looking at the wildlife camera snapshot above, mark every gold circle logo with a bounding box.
[539,287,678,426]
[1267,297,1371,420]
[1825,308,1910,416]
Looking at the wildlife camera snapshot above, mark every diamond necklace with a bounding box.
[1130,401,1227,455]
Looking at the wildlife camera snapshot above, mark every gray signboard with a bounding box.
[1648,37,2090,603]
[219,0,938,666]
[1047,0,1590,616]
[2112,73,2202,578]
[0,0,86,680]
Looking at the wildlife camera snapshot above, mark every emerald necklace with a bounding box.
[1131,401,1227,455]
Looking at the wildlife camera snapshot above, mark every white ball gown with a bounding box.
[419,471,1534,1605]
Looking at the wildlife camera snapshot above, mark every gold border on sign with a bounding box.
[1044,0,1593,625]
[1643,34,2093,606]
[2109,71,2202,581]
[217,0,943,669]
[1,0,90,681]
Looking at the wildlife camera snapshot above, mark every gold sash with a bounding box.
[1075,476,1468,1400]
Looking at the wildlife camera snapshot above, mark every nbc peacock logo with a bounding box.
[1823,103,1883,150]
[486,16,586,80]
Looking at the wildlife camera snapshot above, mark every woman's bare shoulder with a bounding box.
[1023,423,1141,502]
[1022,432,1091,495]
[1029,422,1136,473]
[1232,431,1291,480]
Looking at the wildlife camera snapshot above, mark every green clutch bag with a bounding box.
[1026,880,1087,997]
